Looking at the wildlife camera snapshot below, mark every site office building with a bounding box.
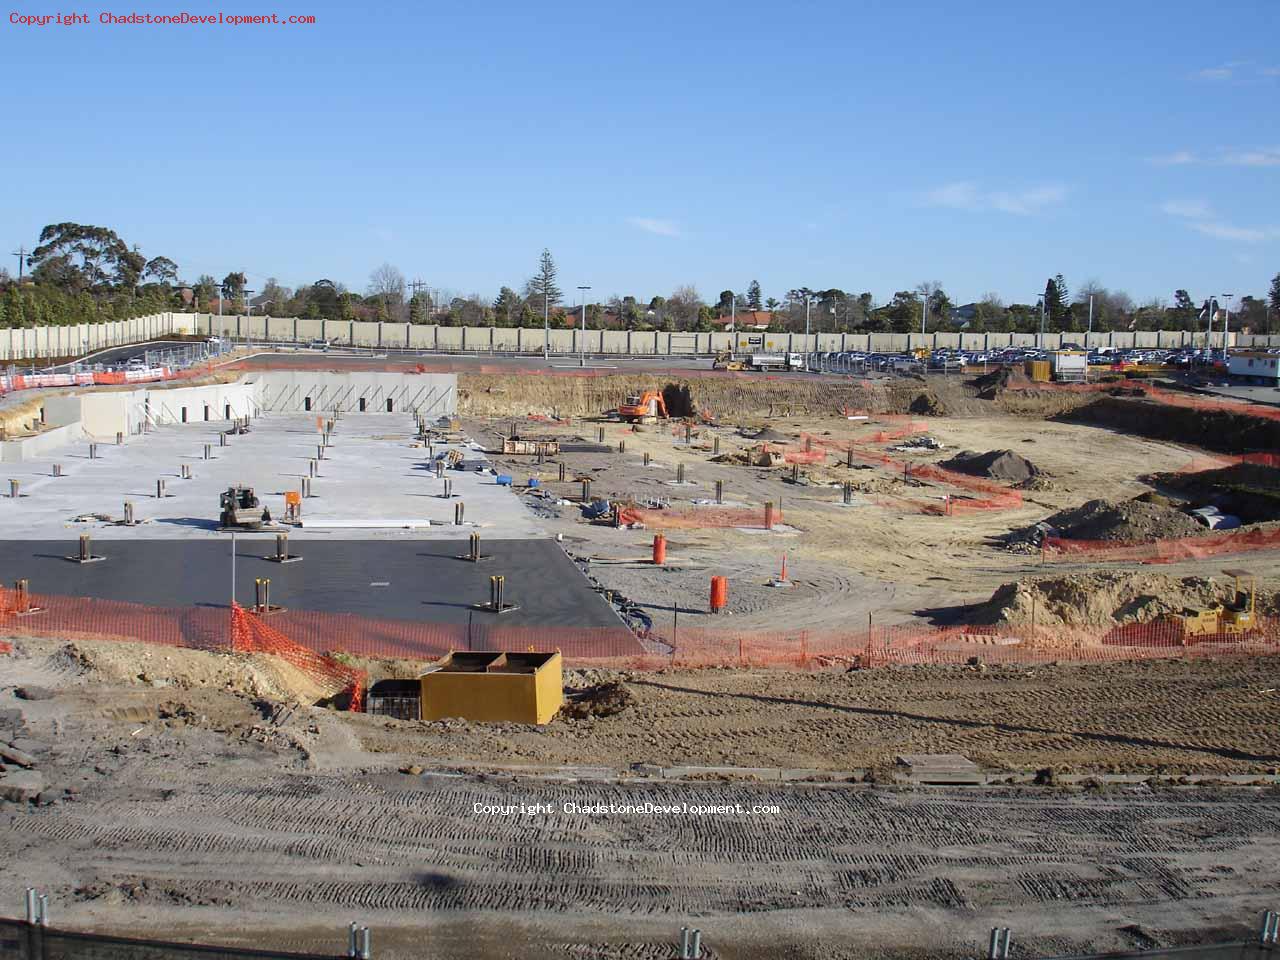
[1227,351,1280,385]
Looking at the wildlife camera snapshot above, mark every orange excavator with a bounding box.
[617,390,669,424]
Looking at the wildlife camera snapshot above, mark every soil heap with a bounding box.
[942,449,1040,484]
[970,572,1277,627]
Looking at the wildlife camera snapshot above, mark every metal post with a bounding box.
[181,463,191,479]
[791,463,799,483]
[347,922,358,958]
[684,423,692,444]
[220,432,227,447]
[435,459,443,478]
[690,929,701,958]
[643,452,650,467]
[469,532,480,561]
[53,463,62,477]
[676,463,685,483]
[37,894,47,927]
[156,479,165,499]
[455,501,464,525]
[679,927,691,959]
[843,481,852,504]
[359,926,370,960]
[559,462,566,482]
[79,535,89,562]
[713,436,720,455]
[25,888,36,924]
[764,501,774,529]
[618,439,625,453]
[8,479,17,499]
[309,458,317,477]
[277,534,288,561]
[89,442,98,459]
[581,479,590,501]
[116,431,123,445]
[123,501,134,525]
[715,479,723,503]
[846,448,854,468]
[204,444,211,460]
[442,478,452,499]
[988,928,1000,959]
[597,426,605,443]
[317,444,324,460]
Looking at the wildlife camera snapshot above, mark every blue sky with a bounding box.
[2,0,1277,307]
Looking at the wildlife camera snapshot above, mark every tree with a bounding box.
[746,280,762,312]
[527,248,562,314]
[492,286,522,327]
[1269,273,1280,323]
[764,296,780,312]
[367,263,405,321]
[143,256,179,285]
[716,290,735,316]
[221,272,247,308]
[666,285,702,330]
[1043,274,1070,328]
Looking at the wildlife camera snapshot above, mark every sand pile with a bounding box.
[970,572,1275,627]
[942,449,1040,484]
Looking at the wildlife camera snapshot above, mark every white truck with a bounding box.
[748,352,805,372]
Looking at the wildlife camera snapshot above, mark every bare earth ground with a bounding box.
[3,639,1280,959]
[469,411,1280,636]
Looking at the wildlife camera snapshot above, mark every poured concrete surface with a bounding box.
[0,538,619,628]
[0,413,543,540]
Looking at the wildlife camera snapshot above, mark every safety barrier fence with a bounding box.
[1043,526,1280,564]
[2,588,1279,682]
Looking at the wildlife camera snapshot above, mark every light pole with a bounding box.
[542,290,549,361]
[577,285,591,367]
[1221,294,1234,359]
[804,293,812,338]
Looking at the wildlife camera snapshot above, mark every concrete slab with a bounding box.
[0,538,622,628]
[0,413,544,540]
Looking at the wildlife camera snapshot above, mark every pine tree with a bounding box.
[1269,273,1280,318]
[528,249,562,311]
[746,280,762,311]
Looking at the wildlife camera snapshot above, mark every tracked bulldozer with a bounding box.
[220,485,271,530]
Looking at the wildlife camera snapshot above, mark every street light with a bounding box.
[577,285,591,367]
[1220,293,1234,359]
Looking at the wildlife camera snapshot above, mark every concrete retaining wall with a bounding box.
[5,310,1280,362]
[247,371,456,417]
[0,421,84,463]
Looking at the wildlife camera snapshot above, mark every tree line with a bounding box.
[3,223,1277,335]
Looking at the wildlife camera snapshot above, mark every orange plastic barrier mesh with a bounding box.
[229,602,367,711]
[617,503,782,529]
[1043,526,1280,564]
[0,588,1276,681]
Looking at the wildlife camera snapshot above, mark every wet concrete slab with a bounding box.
[0,538,621,628]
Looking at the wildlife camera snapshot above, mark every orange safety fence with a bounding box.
[2,588,1278,681]
[1043,525,1280,564]
[616,503,783,530]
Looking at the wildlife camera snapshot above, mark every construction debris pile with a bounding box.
[1006,496,1207,551]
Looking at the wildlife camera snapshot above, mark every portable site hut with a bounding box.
[1227,352,1280,385]
[1049,351,1088,383]
[419,651,563,725]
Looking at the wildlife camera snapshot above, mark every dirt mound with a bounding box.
[21,638,332,705]
[559,681,634,720]
[942,449,1040,483]
[908,391,945,415]
[970,572,1277,627]
[1039,497,1204,542]
[971,365,1033,399]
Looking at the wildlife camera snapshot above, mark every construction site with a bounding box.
[3,344,1280,960]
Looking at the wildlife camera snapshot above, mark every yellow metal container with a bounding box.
[420,651,563,725]
[1024,360,1051,382]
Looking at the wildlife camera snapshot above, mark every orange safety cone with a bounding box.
[769,553,790,588]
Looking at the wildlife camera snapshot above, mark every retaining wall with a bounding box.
[3,311,1280,362]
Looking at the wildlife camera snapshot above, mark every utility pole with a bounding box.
[10,246,27,282]
[577,285,591,368]
[543,289,550,360]
[1087,294,1094,339]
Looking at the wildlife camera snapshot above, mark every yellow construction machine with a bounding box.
[1174,569,1257,638]
[712,350,747,371]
